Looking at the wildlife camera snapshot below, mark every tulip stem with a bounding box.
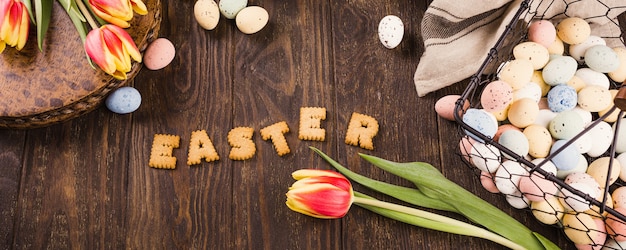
[351,196,525,250]
[75,0,99,29]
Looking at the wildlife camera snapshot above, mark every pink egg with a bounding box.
[144,38,176,70]
[481,80,513,112]
[528,20,557,48]
[575,218,606,250]
[459,136,475,162]
[606,207,626,241]
[480,171,500,193]
[435,95,469,121]
[519,172,558,202]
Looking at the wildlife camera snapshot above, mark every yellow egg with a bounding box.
[598,89,623,123]
[547,36,565,55]
[531,71,550,96]
[556,17,591,45]
[507,98,539,128]
[194,0,220,30]
[562,212,601,245]
[609,47,626,82]
[531,196,564,225]
[235,6,269,34]
[586,157,621,188]
[499,59,534,90]
[523,124,552,158]
[566,75,586,92]
[513,42,550,70]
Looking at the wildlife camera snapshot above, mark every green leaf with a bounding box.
[357,153,557,250]
[35,0,52,51]
[309,147,457,213]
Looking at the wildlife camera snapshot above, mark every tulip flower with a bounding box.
[88,0,148,28]
[286,169,354,219]
[84,24,142,80]
[0,0,30,52]
[289,148,563,250]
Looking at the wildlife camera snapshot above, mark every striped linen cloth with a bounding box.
[414,0,626,97]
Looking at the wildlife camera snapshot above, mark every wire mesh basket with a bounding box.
[454,0,626,248]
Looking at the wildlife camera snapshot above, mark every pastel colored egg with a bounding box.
[618,153,626,182]
[435,95,469,121]
[612,185,626,208]
[498,130,529,160]
[571,106,592,125]
[603,239,626,250]
[481,80,513,112]
[585,44,621,73]
[459,136,475,162]
[469,142,502,173]
[546,84,577,112]
[531,158,558,175]
[599,89,623,123]
[493,124,521,142]
[462,108,498,142]
[574,218,606,250]
[495,161,528,195]
[556,17,591,45]
[143,38,176,70]
[105,87,142,114]
[565,75,586,92]
[587,157,621,188]
[528,20,557,48]
[556,154,588,179]
[614,118,626,153]
[548,110,584,140]
[513,82,542,103]
[507,98,539,128]
[577,85,612,112]
[194,0,220,30]
[542,56,577,86]
[571,129,592,154]
[523,124,553,158]
[377,15,404,49]
[563,213,602,245]
[586,121,613,158]
[550,139,580,171]
[575,67,609,89]
[518,172,558,202]
[480,171,500,193]
[547,36,565,55]
[568,35,606,62]
[531,196,564,225]
[219,0,247,19]
[236,6,269,34]
[559,182,596,212]
[491,105,509,122]
[531,71,550,96]
[606,207,626,241]
[498,59,534,90]
[513,42,550,70]
[533,109,557,128]
[609,47,626,82]
[564,172,600,192]
[505,191,529,209]
[586,189,613,217]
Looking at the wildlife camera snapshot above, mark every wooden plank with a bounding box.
[229,0,340,249]
[11,111,131,249]
[0,130,26,248]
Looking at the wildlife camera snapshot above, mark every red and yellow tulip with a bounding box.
[0,0,30,53]
[84,24,142,80]
[88,0,147,28]
[286,169,354,219]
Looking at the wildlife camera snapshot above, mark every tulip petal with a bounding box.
[0,40,5,53]
[130,0,147,15]
[292,169,346,180]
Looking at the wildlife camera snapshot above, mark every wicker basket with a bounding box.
[454,0,626,248]
[0,0,162,129]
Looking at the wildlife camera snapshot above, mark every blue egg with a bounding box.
[549,139,580,171]
[105,86,142,114]
[462,108,498,143]
[547,84,577,112]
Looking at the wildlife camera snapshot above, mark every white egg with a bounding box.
[495,161,529,195]
[378,15,404,49]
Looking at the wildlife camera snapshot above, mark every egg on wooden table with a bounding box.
[194,0,220,30]
[105,87,142,114]
[143,38,176,70]
[378,15,404,49]
[236,6,269,34]
[219,0,248,19]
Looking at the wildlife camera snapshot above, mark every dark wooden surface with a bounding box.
[0,1,576,249]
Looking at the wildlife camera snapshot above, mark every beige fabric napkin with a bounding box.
[414,0,626,97]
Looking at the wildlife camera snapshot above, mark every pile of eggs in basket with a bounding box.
[436,17,626,248]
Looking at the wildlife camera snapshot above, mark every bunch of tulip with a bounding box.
[286,147,561,250]
[0,0,147,80]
